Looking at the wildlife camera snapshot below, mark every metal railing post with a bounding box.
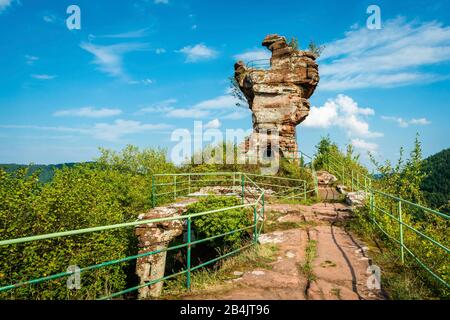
[174,176,177,199]
[398,200,405,264]
[253,205,258,243]
[303,180,307,201]
[186,217,192,290]
[357,172,360,190]
[364,177,367,193]
[262,193,265,221]
[351,170,354,192]
[241,173,245,205]
[370,190,374,217]
[151,175,156,208]
[188,174,191,195]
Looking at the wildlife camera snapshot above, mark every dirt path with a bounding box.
[175,178,384,300]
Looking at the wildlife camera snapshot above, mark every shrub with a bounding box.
[0,145,176,299]
[0,165,132,299]
[185,196,253,250]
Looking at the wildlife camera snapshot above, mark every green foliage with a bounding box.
[96,145,177,212]
[288,37,299,50]
[314,135,368,179]
[315,134,449,298]
[185,196,252,249]
[370,134,426,205]
[308,41,326,57]
[0,165,132,299]
[0,145,175,299]
[0,163,78,183]
[182,141,261,175]
[327,134,449,298]
[421,148,450,213]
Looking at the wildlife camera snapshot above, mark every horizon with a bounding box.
[1,0,449,166]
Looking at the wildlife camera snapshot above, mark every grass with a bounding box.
[331,287,342,299]
[262,210,317,233]
[161,243,279,298]
[298,239,317,283]
[320,260,337,268]
[345,207,441,300]
[269,196,320,206]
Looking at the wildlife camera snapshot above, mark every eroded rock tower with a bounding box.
[234,34,320,159]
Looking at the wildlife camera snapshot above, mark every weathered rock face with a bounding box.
[235,34,319,159]
[135,199,197,299]
[316,171,338,186]
[345,191,367,207]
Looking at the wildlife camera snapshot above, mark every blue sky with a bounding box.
[0,0,449,166]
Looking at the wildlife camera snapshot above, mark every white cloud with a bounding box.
[351,138,378,153]
[234,49,271,63]
[222,110,250,120]
[302,94,382,138]
[54,107,122,118]
[410,118,431,125]
[381,116,431,127]
[0,0,14,13]
[0,120,172,141]
[204,119,221,129]
[80,42,149,79]
[193,95,237,110]
[92,120,171,141]
[167,108,210,119]
[25,55,39,65]
[319,17,450,90]
[154,0,169,4]
[138,99,177,114]
[98,28,150,39]
[138,92,245,120]
[43,15,56,23]
[128,78,155,85]
[141,78,154,85]
[31,74,56,80]
[179,44,217,62]
[155,48,166,54]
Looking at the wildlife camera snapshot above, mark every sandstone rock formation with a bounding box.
[135,199,196,298]
[234,34,319,160]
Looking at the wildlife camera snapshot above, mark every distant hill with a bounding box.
[0,163,79,183]
[421,148,450,213]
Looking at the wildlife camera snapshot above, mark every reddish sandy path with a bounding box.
[177,185,384,300]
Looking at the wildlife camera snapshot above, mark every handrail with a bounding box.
[314,149,450,290]
[0,171,276,299]
[0,170,316,299]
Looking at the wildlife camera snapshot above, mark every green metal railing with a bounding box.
[1,171,315,299]
[321,152,450,289]
[151,171,312,207]
[246,59,271,70]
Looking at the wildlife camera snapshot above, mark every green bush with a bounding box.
[0,165,132,299]
[185,196,253,250]
[0,145,176,299]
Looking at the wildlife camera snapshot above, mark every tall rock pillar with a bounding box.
[234,34,320,160]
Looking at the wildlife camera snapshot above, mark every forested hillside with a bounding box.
[421,148,450,213]
[0,163,79,183]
